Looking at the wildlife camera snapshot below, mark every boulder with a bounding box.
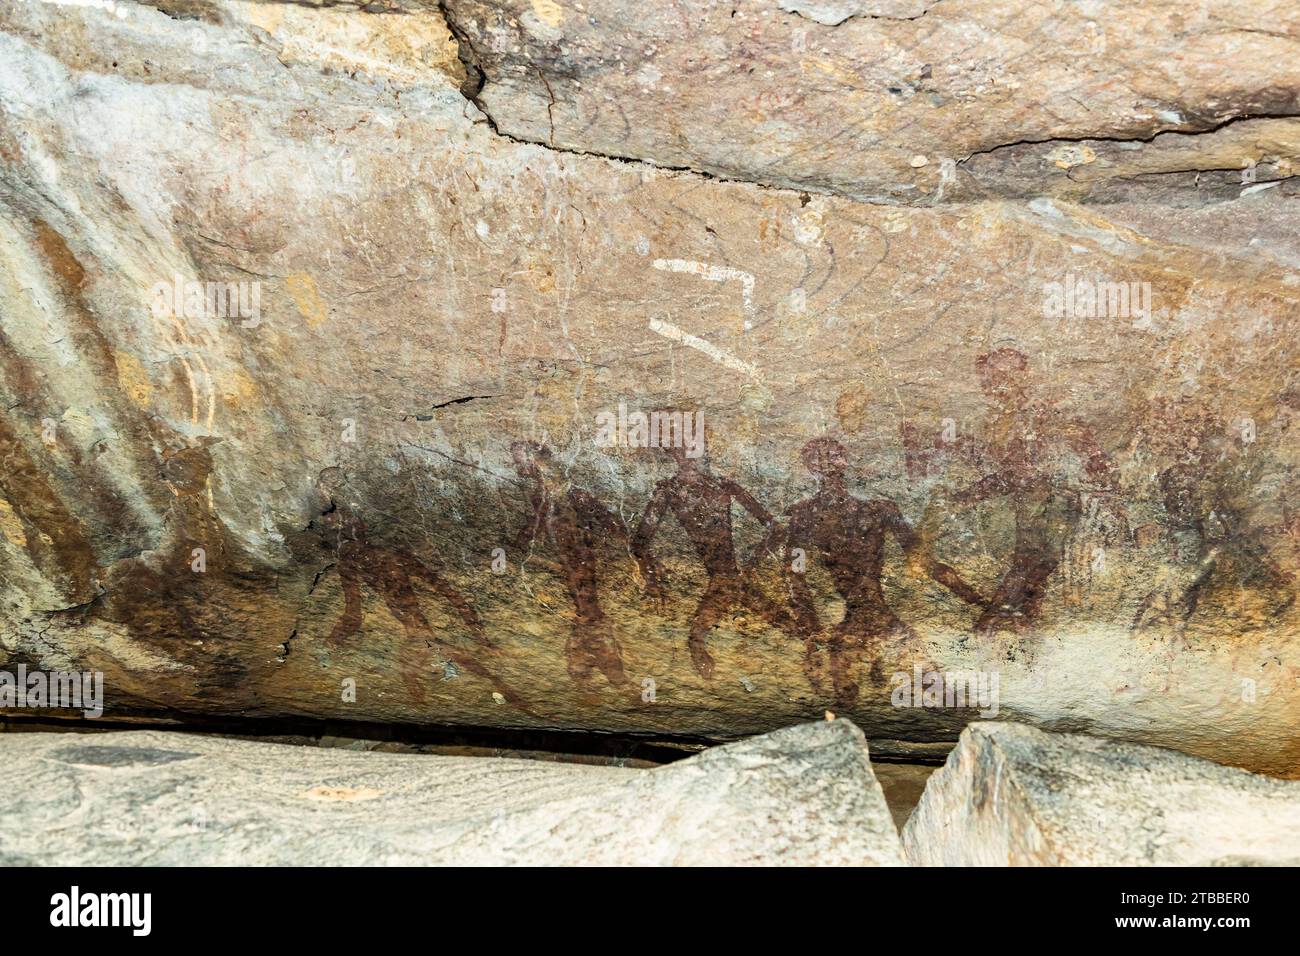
[0,718,904,865]
[903,722,1300,866]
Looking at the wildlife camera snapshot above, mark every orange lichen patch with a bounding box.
[243,2,465,87]
[114,350,154,408]
[1045,144,1097,169]
[526,260,556,294]
[529,0,565,28]
[800,56,862,88]
[301,785,384,802]
[0,497,28,549]
[286,271,328,328]
[31,219,87,290]
[218,365,260,409]
[835,383,872,434]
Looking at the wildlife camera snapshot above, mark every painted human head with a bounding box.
[801,437,848,482]
[976,346,1029,407]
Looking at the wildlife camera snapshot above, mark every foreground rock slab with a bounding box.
[0,719,902,866]
[903,722,1300,866]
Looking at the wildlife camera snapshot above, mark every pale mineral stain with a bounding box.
[240,2,462,85]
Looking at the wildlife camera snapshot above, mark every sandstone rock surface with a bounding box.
[0,1,1295,772]
[903,721,1300,866]
[445,0,1300,203]
[0,718,904,865]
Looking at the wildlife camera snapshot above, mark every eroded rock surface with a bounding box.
[444,0,1300,202]
[0,718,903,865]
[0,1,1295,772]
[903,722,1300,865]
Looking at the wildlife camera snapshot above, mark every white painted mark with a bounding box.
[648,318,759,379]
[652,258,755,328]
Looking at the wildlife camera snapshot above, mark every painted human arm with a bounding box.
[724,478,774,527]
[631,483,671,601]
[778,505,827,694]
[502,488,565,578]
[410,559,487,640]
[327,558,363,643]
[780,504,821,636]
[1062,416,1118,490]
[511,486,546,552]
[575,489,630,542]
[901,421,984,477]
[724,478,780,574]
[881,501,987,607]
[952,469,1013,506]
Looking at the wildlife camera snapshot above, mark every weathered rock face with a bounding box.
[0,1,1296,771]
[903,721,1300,866]
[0,719,904,865]
[444,0,1300,203]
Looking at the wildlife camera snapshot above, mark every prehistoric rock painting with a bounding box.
[311,468,526,709]
[510,441,631,690]
[95,440,225,644]
[778,438,987,707]
[0,409,99,607]
[1278,388,1300,562]
[4,0,1300,777]
[905,347,1119,640]
[633,442,792,679]
[1131,399,1295,641]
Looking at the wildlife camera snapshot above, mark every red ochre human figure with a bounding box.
[312,468,526,709]
[778,438,986,707]
[938,347,1118,638]
[510,441,630,689]
[632,443,792,679]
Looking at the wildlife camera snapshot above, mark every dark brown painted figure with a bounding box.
[312,468,525,708]
[1278,388,1300,562]
[778,438,986,706]
[1132,400,1295,640]
[1,221,183,608]
[510,442,630,689]
[633,444,791,679]
[917,348,1118,637]
[0,411,99,605]
[91,441,231,652]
